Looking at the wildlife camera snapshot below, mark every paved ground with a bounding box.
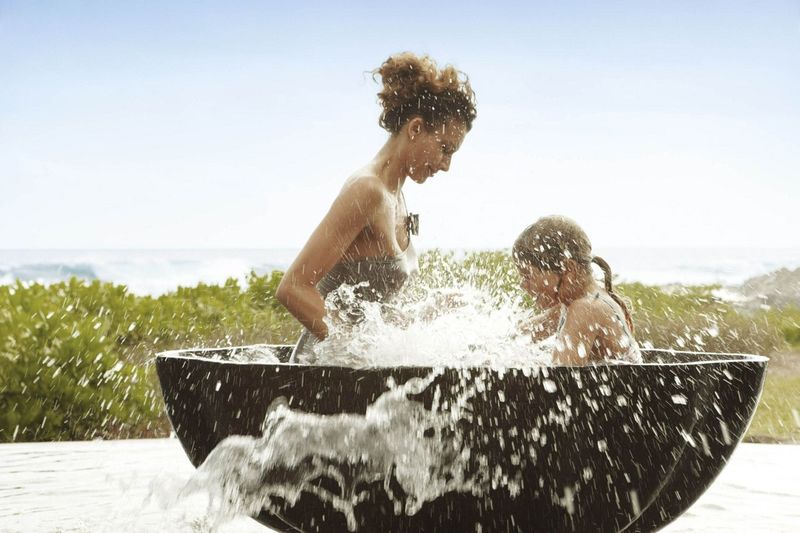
[1,439,798,532]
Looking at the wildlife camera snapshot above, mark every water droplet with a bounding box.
[671,394,688,405]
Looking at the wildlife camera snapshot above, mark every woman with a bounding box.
[276,52,477,362]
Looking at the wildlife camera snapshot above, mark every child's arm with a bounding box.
[552,300,602,365]
[418,289,467,323]
[517,305,561,342]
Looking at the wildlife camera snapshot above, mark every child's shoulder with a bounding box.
[569,291,618,322]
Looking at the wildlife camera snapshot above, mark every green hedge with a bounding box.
[0,272,300,442]
[0,251,796,443]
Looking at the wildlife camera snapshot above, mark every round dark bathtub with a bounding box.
[155,346,766,532]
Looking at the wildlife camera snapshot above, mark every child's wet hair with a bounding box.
[513,215,634,332]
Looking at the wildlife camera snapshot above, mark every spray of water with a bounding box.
[300,282,555,368]
[177,371,500,531]
[173,280,639,529]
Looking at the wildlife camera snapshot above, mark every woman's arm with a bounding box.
[276,178,383,340]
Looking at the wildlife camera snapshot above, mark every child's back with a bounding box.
[550,289,641,365]
[513,215,641,366]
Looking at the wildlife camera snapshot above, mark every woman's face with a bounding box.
[517,263,562,309]
[406,118,467,184]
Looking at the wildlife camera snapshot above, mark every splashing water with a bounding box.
[170,280,646,529]
[301,282,554,368]
[177,371,498,531]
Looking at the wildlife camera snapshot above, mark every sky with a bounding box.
[1,1,798,250]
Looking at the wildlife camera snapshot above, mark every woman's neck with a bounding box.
[372,134,408,193]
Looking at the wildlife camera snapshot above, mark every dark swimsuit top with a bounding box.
[291,215,419,363]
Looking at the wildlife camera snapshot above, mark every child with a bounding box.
[513,215,642,365]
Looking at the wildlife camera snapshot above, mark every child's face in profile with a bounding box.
[516,262,562,309]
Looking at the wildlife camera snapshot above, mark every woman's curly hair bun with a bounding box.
[373,52,476,133]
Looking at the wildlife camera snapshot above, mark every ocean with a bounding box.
[1,247,799,296]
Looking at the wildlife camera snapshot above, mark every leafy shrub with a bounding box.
[1,252,795,442]
[0,279,156,441]
[0,273,301,443]
[617,283,786,355]
[762,306,800,349]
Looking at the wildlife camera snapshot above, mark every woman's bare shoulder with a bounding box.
[339,172,387,207]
